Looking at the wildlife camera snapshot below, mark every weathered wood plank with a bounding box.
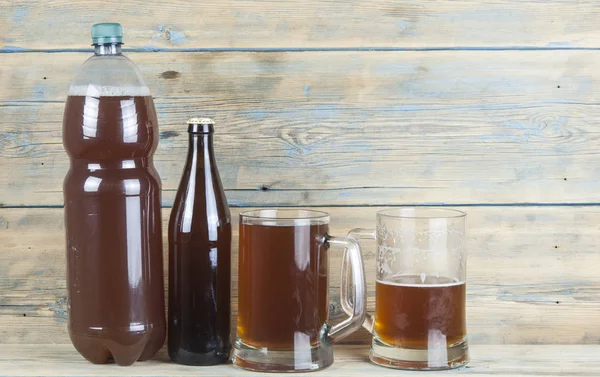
[1,1,600,49]
[1,207,599,345]
[3,51,600,103]
[1,344,599,376]
[2,51,600,206]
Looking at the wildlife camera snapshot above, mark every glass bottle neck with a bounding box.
[188,132,215,167]
[94,43,122,56]
[189,133,214,148]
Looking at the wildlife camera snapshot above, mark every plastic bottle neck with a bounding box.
[94,43,122,56]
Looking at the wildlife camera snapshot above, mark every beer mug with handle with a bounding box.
[344,208,468,370]
[233,209,367,372]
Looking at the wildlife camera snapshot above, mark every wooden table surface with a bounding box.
[2,344,599,376]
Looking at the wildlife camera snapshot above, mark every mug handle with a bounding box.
[325,234,367,343]
[343,228,376,333]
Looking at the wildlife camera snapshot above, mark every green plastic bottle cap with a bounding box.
[91,23,123,45]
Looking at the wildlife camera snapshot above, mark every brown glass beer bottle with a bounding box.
[168,118,232,365]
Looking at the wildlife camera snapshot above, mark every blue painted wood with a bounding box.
[2,0,600,49]
[4,46,600,54]
[2,51,599,206]
[1,0,599,357]
[1,206,599,345]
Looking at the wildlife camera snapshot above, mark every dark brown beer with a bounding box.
[375,275,466,349]
[168,120,231,365]
[237,223,329,349]
[64,94,166,366]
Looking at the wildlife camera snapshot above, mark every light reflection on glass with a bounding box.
[83,176,102,192]
[121,160,135,169]
[204,145,218,240]
[124,179,142,288]
[294,226,309,271]
[209,247,217,268]
[293,332,311,370]
[87,163,101,172]
[121,99,138,144]
[82,96,99,139]
[182,158,196,234]
[427,329,448,368]
[124,179,141,196]
[128,323,146,332]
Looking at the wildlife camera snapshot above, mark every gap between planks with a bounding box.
[3,203,600,209]
[3,46,600,54]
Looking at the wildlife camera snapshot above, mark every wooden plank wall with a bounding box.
[1,1,600,346]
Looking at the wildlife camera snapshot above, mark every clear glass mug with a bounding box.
[232,209,367,372]
[344,208,468,370]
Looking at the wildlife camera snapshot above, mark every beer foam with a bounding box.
[376,277,464,288]
[68,85,151,97]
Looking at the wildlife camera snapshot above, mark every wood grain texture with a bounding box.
[1,1,600,49]
[1,207,599,345]
[2,51,600,206]
[2,344,600,376]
